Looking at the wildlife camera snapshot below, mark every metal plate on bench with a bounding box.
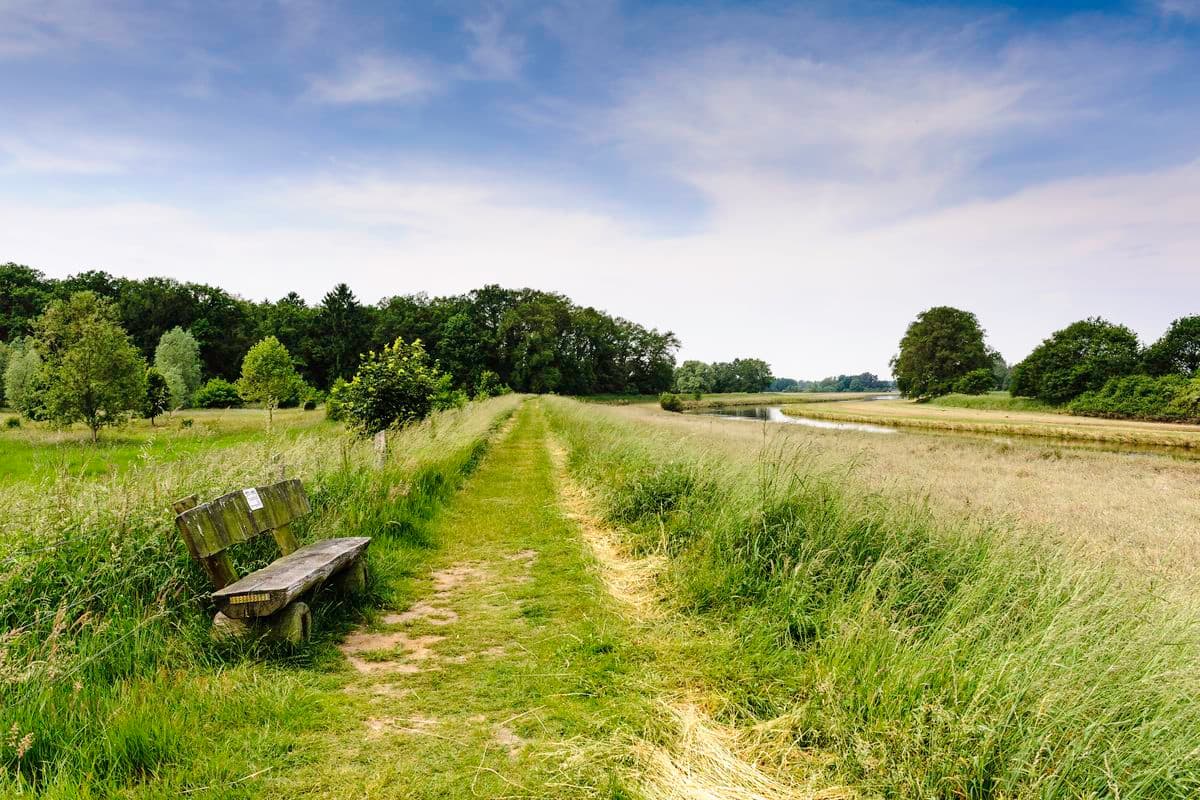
[212,537,370,618]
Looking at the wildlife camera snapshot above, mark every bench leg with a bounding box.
[333,555,368,596]
[212,601,312,644]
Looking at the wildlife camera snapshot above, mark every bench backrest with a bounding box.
[172,479,311,589]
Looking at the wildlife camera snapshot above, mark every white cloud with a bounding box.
[1157,0,1200,19]
[307,53,440,104]
[464,8,524,80]
[0,132,163,175]
[0,0,144,58]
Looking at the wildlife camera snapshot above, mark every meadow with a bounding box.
[3,394,1199,798]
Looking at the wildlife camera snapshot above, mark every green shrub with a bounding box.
[952,368,994,395]
[325,377,348,421]
[338,338,444,435]
[5,417,19,429]
[1069,374,1193,422]
[659,392,684,412]
[179,418,194,428]
[192,378,243,409]
[473,370,510,399]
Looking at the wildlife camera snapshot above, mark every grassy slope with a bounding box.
[546,397,1200,798]
[0,398,520,798]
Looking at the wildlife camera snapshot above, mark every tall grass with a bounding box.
[0,396,520,796]
[928,392,1057,412]
[546,397,1200,798]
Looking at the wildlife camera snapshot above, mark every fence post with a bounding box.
[373,430,388,469]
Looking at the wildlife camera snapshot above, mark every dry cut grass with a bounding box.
[781,399,1200,448]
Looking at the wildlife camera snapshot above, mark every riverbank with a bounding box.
[779,398,1200,449]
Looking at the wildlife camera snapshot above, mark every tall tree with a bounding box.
[316,283,372,385]
[674,360,715,394]
[0,263,51,342]
[1011,318,1141,404]
[2,339,42,415]
[1144,316,1200,377]
[890,306,991,399]
[154,327,203,407]
[34,292,147,441]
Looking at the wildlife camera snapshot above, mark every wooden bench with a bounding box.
[172,479,370,643]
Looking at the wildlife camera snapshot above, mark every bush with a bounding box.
[192,378,243,409]
[5,417,19,429]
[325,378,348,421]
[473,370,510,400]
[1069,374,1193,422]
[338,338,444,435]
[659,392,684,412]
[952,368,994,395]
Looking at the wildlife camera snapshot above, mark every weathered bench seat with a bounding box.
[213,536,370,618]
[172,478,370,642]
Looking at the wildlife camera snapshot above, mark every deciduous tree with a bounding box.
[890,306,990,399]
[154,327,202,407]
[237,336,301,426]
[34,292,147,441]
[1011,318,1141,404]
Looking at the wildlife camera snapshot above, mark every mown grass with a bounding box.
[0,396,522,797]
[927,391,1058,412]
[546,397,1200,798]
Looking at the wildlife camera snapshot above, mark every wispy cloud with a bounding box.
[0,132,163,175]
[1157,0,1200,20]
[0,0,144,58]
[463,7,525,81]
[307,53,441,104]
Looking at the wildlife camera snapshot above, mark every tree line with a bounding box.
[890,306,1200,422]
[768,373,895,393]
[0,263,680,401]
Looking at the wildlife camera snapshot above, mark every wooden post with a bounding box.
[271,522,300,556]
[373,429,387,469]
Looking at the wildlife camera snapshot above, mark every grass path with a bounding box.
[269,400,829,799]
[270,401,649,798]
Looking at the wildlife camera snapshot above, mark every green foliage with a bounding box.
[315,282,372,385]
[1068,374,1195,422]
[1143,315,1200,377]
[325,377,348,421]
[1012,317,1142,404]
[988,347,1010,390]
[952,367,995,395]
[658,392,684,412]
[4,417,18,429]
[0,263,51,342]
[890,306,991,399]
[338,338,444,435]
[192,378,244,409]
[673,360,715,394]
[473,369,510,399]
[34,292,147,440]
[237,336,302,419]
[798,372,894,393]
[153,327,202,407]
[928,392,1055,412]
[0,339,8,403]
[2,339,42,416]
[142,368,171,423]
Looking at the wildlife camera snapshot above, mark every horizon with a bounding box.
[3,0,1198,377]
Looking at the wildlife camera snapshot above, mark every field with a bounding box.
[4,395,1199,797]
[778,396,1200,449]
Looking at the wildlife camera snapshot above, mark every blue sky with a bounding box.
[2,0,1198,378]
